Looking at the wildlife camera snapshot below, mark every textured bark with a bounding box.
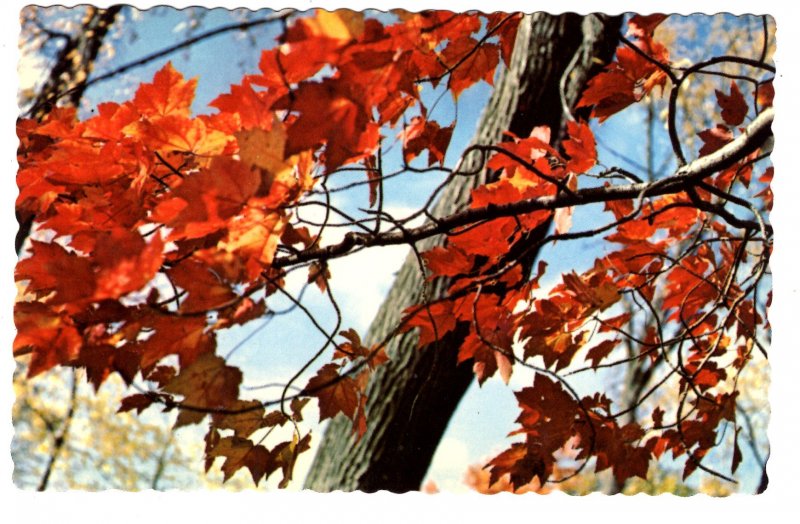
[304,13,621,493]
[27,5,123,121]
[17,5,123,254]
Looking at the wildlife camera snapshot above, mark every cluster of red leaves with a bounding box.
[577,14,671,121]
[485,376,651,487]
[14,10,524,486]
[403,118,599,385]
[402,14,772,489]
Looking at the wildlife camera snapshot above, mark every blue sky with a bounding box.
[4,0,800,515]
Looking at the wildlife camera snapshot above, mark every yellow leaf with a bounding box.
[316,10,364,40]
[235,115,290,175]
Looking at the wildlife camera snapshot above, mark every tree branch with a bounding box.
[25,9,293,119]
[272,107,773,269]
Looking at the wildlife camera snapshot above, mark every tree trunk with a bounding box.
[304,13,621,493]
[27,5,123,121]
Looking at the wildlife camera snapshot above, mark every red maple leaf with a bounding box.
[280,80,380,171]
[627,14,668,39]
[163,352,243,427]
[562,120,597,173]
[304,363,360,422]
[399,116,454,166]
[441,37,500,97]
[716,81,749,126]
[133,62,197,119]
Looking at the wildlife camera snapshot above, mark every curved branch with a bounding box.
[272,108,773,269]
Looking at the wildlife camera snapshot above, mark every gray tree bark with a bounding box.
[304,13,621,493]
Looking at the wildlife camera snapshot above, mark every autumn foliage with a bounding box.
[15,10,774,490]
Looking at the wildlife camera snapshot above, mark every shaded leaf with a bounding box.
[163,352,242,427]
[304,363,359,421]
[207,436,275,484]
[716,81,748,126]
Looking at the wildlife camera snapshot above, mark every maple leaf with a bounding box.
[553,173,578,235]
[218,202,286,269]
[470,179,523,207]
[164,352,243,427]
[562,270,620,312]
[273,432,312,488]
[610,444,651,484]
[755,80,774,108]
[577,67,638,121]
[698,124,734,156]
[215,297,268,330]
[399,116,454,166]
[304,363,360,422]
[211,399,270,439]
[577,40,669,121]
[210,79,275,130]
[126,113,232,156]
[118,393,159,415]
[167,258,237,314]
[627,14,668,39]
[441,38,500,97]
[731,428,743,474]
[402,301,460,348]
[16,164,64,217]
[31,139,129,186]
[249,42,333,94]
[449,218,520,258]
[92,229,165,302]
[288,9,364,42]
[290,398,311,422]
[515,375,578,447]
[14,301,82,377]
[16,241,95,305]
[486,12,523,66]
[585,339,620,368]
[682,448,708,480]
[422,245,474,279]
[716,81,749,126]
[485,129,560,189]
[135,313,215,372]
[280,80,380,171]
[83,101,140,140]
[281,223,314,249]
[133,62,197,119]
[307,261,331,293]
[235,117,292,175]
[207,436,275,484]
[486,442,548,489]
[145,365,177,387]
[562,120,597,173]
[75,342,142,390]
[151,156,261,240]
[459,331,513,385]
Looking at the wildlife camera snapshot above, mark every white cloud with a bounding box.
[426,436,471,493]
[323,203,427,332]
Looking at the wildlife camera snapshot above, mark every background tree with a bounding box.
[13,361,267,490]
[12,6,775,495]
